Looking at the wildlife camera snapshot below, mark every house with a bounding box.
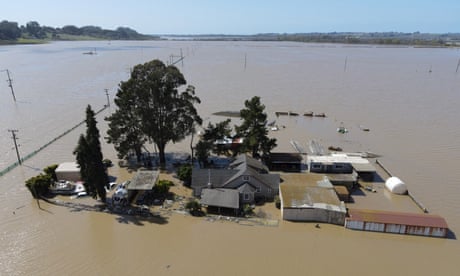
[345,209,449,238]
[266,152,303,172]
[279,174,347,225]
[191,154,280,211]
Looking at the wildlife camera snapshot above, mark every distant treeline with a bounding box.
[168,32,460,47]
[0,20,158,43]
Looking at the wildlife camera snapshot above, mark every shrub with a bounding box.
[103,158,113,167]
[274,195,281,209]
[243,204,254,216]
[154,179,174,194]
[185,199,202,216]
[25,173,52,198]
[177,164,192,186]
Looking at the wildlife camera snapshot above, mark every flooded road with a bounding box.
[0,41,459,275]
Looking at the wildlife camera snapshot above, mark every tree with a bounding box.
[0,20,21,40]
[107,59,202,168]
[74,105,108,201]
[177,164,192,186]
[236,96,277,159]
[202,119,233,156]
[105,92,147,162]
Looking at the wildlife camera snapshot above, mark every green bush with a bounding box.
[154,179,174,194]
[25,174,52,198]
[274,195,281,209]
[243,204,254,216]
[103,158,113,167]
[177,164,192,186]
[185,199,203,216]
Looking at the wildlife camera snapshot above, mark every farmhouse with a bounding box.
[192,154,280,211]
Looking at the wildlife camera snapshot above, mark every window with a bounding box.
[256,186,261,193]
[242,175,249,181]
[244,193,250,201]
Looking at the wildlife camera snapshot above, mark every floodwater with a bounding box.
[1,41,459,275]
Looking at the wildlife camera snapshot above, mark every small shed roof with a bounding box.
[55,162,80,172]
[126,170,159,190]
[201,188,239,209]
[347,209,449,228]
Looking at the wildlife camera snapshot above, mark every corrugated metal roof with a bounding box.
[348,209,448,228]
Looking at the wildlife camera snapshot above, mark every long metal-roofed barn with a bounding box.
[345,209,449,238]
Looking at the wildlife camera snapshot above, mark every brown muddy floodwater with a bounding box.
[1,41,459,275]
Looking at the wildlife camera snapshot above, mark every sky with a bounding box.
[1,0,459,35]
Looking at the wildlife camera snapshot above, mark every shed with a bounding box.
[385,176,408,194]
[126,170,159,191]
[345,209,449,238]
[55,162,81,182]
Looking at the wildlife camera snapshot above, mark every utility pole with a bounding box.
[104,89,110,107]
[3,69,16,102]
[8,129,21,165]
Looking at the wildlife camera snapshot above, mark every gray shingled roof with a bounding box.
[200,188,239,209]
[191,154,280,197]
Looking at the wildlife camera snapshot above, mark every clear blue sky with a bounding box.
[2,0,459,34]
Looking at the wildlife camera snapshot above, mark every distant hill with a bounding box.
[164,32,460,47]
[0,20,159,44]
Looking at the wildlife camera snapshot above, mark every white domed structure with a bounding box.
[385,177,408,195]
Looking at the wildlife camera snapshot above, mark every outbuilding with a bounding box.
[345,209,449,238]
[55,162,81,182]
[279,181,347,225]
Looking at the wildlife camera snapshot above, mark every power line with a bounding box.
[104,89,110,107]
[8,129,21,165]
[2,69,17,102]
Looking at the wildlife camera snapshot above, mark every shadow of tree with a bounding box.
[42,198,169,226]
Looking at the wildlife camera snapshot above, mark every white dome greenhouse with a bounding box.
[385,177,408,195]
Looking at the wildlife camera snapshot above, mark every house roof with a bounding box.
[237,183,256,193]
[192,169,237,189]
[192,154,279,192]
[126,170,159,190]
[229,154,268,172]
[347,209,449,228]
[200,188,239,209]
